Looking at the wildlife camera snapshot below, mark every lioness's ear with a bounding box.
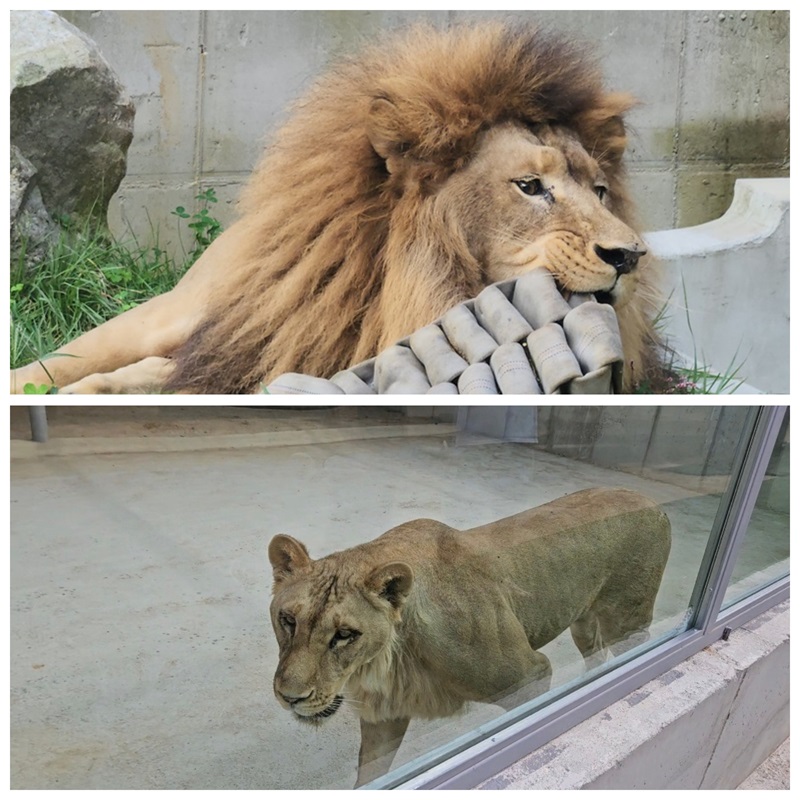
[367,97,409,174]
[268,534,312,582]
[365,562,414,609]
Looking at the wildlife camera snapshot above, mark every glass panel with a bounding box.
[722,410,790,609]
[9,405,756,790]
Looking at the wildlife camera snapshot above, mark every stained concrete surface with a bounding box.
[9,409,789,789]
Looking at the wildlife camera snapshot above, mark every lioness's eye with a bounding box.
[329,629,361,649]
[595,185,608,201]
[279,611,296,632]
[513,177,546,197]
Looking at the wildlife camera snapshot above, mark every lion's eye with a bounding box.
[329,629,361,649]
[513,177,547,197]
[279,611,296,633]
[595,185,608,201]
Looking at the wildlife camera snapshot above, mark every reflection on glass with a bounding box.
[722,412,790,608]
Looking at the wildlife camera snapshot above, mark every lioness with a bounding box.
[11,22,660,394]
[268,487,671,786]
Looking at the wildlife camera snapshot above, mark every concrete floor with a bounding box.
[9,409,789,789]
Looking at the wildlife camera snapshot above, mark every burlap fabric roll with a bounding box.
[267,267,623,395]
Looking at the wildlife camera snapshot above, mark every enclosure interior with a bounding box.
[9,406,789,789]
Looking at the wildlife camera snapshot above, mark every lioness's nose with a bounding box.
[277,689,312,705]
[594,245,646,274]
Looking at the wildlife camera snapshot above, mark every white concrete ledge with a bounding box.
[646,179,789,258]
[479,599,789,790]
[646,178,789,394]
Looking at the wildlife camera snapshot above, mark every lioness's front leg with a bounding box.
[493,649,553,712]
[356,717,410,787]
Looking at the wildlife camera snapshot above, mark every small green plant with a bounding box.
[17,359,58,394]
[23,382,57,394]
[171,187,223,258]
[636,359,745,395]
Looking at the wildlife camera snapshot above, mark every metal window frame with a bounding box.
[374,405,789,790]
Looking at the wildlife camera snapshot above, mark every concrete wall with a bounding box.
[535,406,750,483]
[535,405,788,513]
[59,10,789,258]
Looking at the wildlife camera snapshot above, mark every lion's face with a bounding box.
[441,122,646,308]
[268,534,412,723]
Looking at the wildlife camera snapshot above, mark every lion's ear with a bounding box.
[576,92,636,168]
[365,562,414,609]
[367,97,410,174]
[268,534,312,582]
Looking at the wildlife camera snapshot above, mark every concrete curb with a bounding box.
[9,423,458,459]
[737,737,789,790]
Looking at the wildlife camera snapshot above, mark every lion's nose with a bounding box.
[594,245,645,275]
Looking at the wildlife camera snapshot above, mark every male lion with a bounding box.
[12,22,659,394]
[268,487,671,786]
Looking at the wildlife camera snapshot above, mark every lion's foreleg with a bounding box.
[10,287,203,393]
[58,356,176,394]
[356,716,410,787]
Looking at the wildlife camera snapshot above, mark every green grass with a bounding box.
[634,281,748,395]
[10,190,222,371]
[10,227,185,369]
[635,360,746,395]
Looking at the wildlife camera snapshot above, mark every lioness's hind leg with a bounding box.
[600,610,653,657]
[570,609,609,670]
[59,357,176,394]
[591,598,655,660]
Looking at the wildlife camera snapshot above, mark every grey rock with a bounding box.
[10,10,134,230]
[10,145,60,271]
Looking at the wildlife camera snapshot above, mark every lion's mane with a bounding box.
[166,22,657,394]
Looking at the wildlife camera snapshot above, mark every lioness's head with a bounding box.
[268,534,412,722]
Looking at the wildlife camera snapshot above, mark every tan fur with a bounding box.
[11,22,660,394]
[268,487,671,785]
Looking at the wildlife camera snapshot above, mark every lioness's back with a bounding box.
[463,488,670,590]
